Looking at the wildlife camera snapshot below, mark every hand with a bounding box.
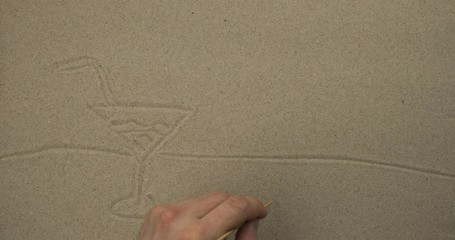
[138,192,268,240]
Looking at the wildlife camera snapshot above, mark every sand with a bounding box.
[1,1,454,239]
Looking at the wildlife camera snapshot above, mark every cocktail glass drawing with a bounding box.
[52,56,194,218]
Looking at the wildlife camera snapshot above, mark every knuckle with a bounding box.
[158,206,179,224]
[227,195,248,212]
[146,205,166,221]
[146,205,181,226]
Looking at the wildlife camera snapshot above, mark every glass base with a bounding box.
[111,193,154,219]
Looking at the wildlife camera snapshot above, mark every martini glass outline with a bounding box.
[89,103,195,218]
[53,56,196,218]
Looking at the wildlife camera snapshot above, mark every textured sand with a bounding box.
[1,1,454,239]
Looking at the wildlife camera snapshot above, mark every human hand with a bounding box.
[138,192,268,240]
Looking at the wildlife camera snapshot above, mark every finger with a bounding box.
[138,205,166,240]
[176,191,231,218]
[235,220,259,240]
[201,196,268,238]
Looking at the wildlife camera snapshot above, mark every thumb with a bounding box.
[235,220,259,240]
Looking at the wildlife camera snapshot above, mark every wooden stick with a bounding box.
[217,200,273,240]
